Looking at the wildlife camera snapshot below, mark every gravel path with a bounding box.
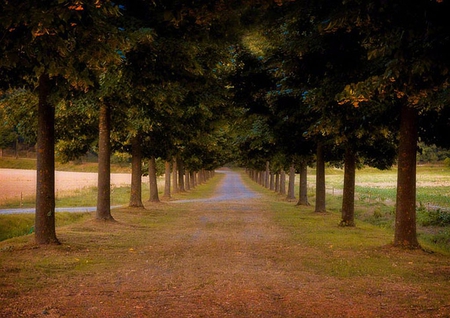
[173,169,260,203]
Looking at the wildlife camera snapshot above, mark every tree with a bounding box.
[335,0,450,247]
[129,134,144,208]
[0,0,123,243]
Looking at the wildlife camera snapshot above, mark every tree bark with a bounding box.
[172,157,178,194]
[148,156,160,202]
[275,173,280,192]
[297,162,310,206]
[185,170,190,191]
[96,102,114,221]
[286,164,296,200]
[280,170,286,195]
[265,161,270,188]
[189,170,195,189]
[340,147,356,226]
[394,104,420,248]
[129,135,144,208]
[35,73,59,244]
[178,158,185,192]
[163,160,171,199]
[315,143,326,212]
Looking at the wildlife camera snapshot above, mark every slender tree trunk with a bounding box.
[172,157,178,194]
[297,162,310,206]
[287,164,296,200]
[129,135,144,208]
[148,156,160,202]
[340,147,356,226]
[280,170,286,195]
[15,138,19,159]
[35,73,59,244]
[265,161,270,188]
[178,158,185,192]
[394,104,420,248]
[315,143,326,212]
[269,172,274,190]
[96,103,114,221]
[185,170,190,191]
[275,173,280,192]
[163,160,171,199]
[189,171,195,189]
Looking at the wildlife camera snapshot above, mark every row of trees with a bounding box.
[0,0,249,244]
[1,0,449,249]
[232,0,450,249]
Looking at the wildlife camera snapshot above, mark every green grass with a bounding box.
[0,212,92,241]
[0,174,219,242]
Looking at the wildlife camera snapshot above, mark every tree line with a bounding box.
[1,0,449,248]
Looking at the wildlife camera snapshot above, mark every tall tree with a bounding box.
[96,103,114,220]
[0,0,122,243]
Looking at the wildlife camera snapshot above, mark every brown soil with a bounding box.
[1,171,449,317]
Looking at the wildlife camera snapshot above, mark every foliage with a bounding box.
[417,204,450,227]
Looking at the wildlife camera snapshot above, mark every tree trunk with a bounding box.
[269,172,275,190]
[129,135,144,208]
[190,170,195,189]
[297,162,310,206]
[185,170,190,191]
[286,164,296,200]
[178,158,185,192]
[148,156,160,202]
[96,103,114,221]
[315,143,326,212]
[340,147,356,226]
[35,73,59,244]
[394,104,420,248]
[265,161,270,188]
[280,170,286,195]
[163,160,171,199]
[172,157,178,194]
[275,173,280,192]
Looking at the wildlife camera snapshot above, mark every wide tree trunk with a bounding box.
[148,156,160,202]
[129,135,144,208]
[178,158,185,192]
[172,157,178,194]
[163,160,171,199]
[340,147,356,226]
[315,143,326,212]
[96,103,114,221]
[394,104,420,248]
[280,170,286,195]
[286,164,296,200]
[35,73,59,244]
[297,162,310,206]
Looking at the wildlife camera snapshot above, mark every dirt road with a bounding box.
[1,169,449,317]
